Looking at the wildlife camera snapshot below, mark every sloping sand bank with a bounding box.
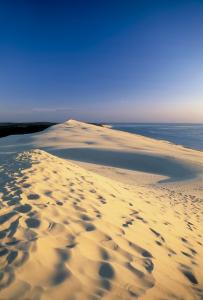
[42,147,199,183]
[0,150,203,300]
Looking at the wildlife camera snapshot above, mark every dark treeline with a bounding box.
[0,123,57,138]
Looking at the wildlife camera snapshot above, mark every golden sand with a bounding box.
[0,121,203,300]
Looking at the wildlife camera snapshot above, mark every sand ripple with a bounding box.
[0,150,202,300]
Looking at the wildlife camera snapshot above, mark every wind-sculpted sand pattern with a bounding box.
[0,150,203,300]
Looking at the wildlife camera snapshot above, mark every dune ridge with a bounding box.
[0,149,203,300]
[0,119,203,186]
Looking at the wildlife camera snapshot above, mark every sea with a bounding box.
[109,123,203,152]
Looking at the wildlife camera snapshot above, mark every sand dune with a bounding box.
[0,119,203,184]
[0,120,203,299]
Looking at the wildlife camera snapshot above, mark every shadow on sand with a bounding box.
[44,147,200,183]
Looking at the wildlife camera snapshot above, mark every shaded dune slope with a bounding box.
[0,150,203,300]
[44,147,199,183]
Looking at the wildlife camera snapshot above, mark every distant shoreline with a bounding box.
[0,122,57,138]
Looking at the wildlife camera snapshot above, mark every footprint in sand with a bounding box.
[27,193,40,200]
[179,264,198,285]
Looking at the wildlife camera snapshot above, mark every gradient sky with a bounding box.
[0,0,203,122]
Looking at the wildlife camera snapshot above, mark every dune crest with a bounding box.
[0,149,202,300]
[1,119,203,186]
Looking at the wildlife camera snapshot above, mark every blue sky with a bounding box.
[0,0,203,122]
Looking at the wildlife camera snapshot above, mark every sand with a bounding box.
[0,120,203,300]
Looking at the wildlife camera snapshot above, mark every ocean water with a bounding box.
[109,123,203,151]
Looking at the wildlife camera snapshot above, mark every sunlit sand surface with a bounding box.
[0,120,203,299]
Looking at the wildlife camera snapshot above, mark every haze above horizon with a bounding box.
[0,0,203,123]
